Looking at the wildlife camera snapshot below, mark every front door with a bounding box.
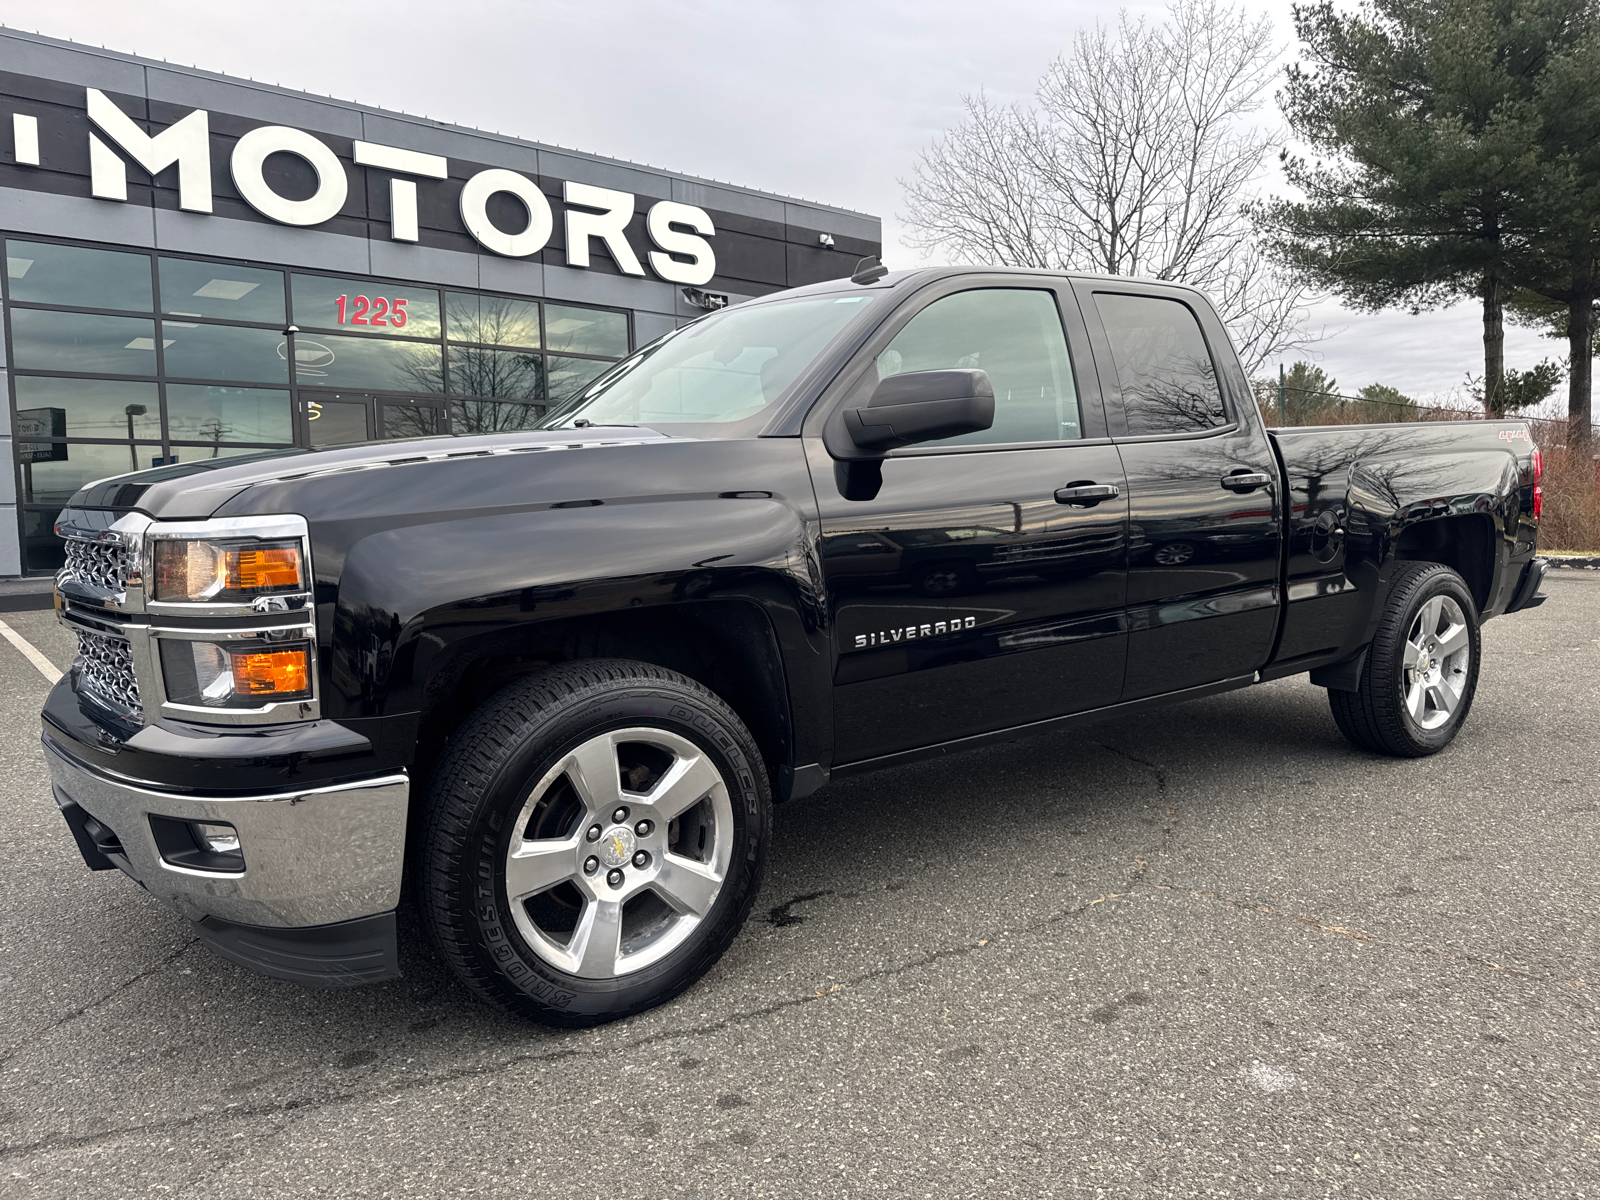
[1074,283,1284,698]
[297,390,448,448]
[808,282,1130,765]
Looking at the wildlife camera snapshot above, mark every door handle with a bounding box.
[1054,483,1121,507]
[1220,471,1273,492]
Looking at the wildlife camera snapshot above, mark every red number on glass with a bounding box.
[391,298,408,328]
[335,294,347,324]
[370,296,389,326]
[350,295,370,325]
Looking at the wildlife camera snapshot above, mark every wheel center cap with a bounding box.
[597,825,637,869]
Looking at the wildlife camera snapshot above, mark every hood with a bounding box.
[64,427,674,520]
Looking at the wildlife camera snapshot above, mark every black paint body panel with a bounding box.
[47,268,1542,810]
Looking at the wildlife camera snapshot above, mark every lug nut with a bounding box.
[586,824,602,842]
[583,856,599,876]
[635,819,653,837]
[632,850,651,868]
[612,806,629,823]
[606,868,625,888]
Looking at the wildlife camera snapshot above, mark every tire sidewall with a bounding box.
[1387,568,1482,753]
[448,682,766,1022]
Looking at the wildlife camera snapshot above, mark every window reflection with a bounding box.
[545,303,628,357]
[381,403,439,439]
[447,292,539,349]
[166,385,292,444]
[546,354,614,403]
[449,346,544,400]
[20,441,161,504]
[160,258,285,324]
[1094,294,1226,435]
[294,333,443,393]
[449,398,547,434]
[10,309,161,374]
[162,322,289,384]
[6,240,152,312]
[13,377,160,440]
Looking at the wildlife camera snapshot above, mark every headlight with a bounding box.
[152,538,305,602]
[159,638,313,708]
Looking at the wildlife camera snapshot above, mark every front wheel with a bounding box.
[420,660,770,1025]
[1328,562,1481,757]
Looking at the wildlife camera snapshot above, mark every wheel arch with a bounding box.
[407,599,796,806]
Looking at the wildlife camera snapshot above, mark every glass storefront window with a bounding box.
[544,304,628,358]
[291,274,441,339]
[164,443,288,465]
[546,354,615,403]
[6,240,152,312]
[446,292,539,349]
[23,508,67,572]
[166,385,293,444]
[10,309,161,375]
[380,402,439,439]
[160,258,285,324]
[448,346,544,399]
[449,398,547,434]
[161,322,290,385]
[13,377,161,440]
[20,441,163,505]
[296,333,443,392]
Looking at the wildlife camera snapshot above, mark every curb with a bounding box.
[1548,556,1600,570]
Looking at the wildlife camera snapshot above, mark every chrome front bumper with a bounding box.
[43,737,408,929]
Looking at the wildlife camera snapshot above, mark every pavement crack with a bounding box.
[1096,742,1179,882]
[0,938,201,1066]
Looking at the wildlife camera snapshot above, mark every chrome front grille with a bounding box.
[73,626,142,721]
[61,537,131,596]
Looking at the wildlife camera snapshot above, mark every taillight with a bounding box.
[1532,446,1544,481]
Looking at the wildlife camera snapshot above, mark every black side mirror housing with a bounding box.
[836,369,995,457]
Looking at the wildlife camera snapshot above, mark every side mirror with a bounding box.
[838,369,995,456]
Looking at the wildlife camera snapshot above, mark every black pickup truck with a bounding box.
[41,266,1548,1024]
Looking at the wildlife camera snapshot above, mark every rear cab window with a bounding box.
[1093,293,1228,436]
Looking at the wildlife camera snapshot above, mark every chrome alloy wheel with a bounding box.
[1401,594,1472,730]
[504,728,734,980]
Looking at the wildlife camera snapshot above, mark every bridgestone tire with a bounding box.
[1328,562,1482,757]
[420,659,770,1026]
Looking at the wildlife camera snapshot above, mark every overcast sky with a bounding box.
[4,0,1558,407]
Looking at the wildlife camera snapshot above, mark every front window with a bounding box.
[545,294,877,436]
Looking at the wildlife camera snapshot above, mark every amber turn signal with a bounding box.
[232,648,310,696]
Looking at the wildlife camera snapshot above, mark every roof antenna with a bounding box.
[850,255,888,285]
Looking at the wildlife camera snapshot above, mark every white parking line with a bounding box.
[0,617,63,684]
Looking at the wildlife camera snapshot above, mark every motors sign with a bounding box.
[7,90,717,286]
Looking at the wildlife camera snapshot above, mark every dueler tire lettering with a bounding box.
[1328,562,1482,758]
[418,658,771,1026]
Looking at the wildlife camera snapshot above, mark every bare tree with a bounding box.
[901,0,1308,375]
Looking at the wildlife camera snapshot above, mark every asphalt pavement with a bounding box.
[0,575,1596,1199]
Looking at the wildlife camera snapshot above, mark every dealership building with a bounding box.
[0,29,881,577]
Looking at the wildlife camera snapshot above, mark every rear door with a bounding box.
[805,278,1130,764]
[1073,281,1283,698]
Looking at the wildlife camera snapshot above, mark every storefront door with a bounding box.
[296,391,448,448]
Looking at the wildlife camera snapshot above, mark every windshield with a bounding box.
[542,293,876,436]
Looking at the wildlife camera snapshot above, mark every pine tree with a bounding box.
[1258,0,1591,416]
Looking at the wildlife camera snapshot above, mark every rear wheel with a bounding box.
[420,659,770,1025]
[1328,562,1481,757]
